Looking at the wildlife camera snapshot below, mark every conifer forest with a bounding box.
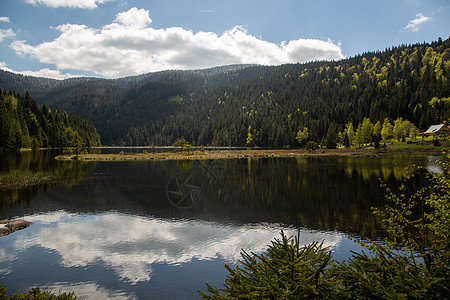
[0,38,449,148]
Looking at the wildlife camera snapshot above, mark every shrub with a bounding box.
[200,154,450,299]
[342,244,446,299]
[199,232,346,299]
[433,139,441,146]
[305,141,318,153]
[0,285,77,299]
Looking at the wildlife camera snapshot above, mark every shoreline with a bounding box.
[54,147,444,162]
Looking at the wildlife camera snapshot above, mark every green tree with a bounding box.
[366,155,450,297]
[429,96,450,123]
[246,126,254,146]
[184,142,193,155]
[373,120,382,139]
[174,138,193,154]
[324,124,337,149]
[174,138,187,153]
[355,124,363,147]
[381,118,393,142]
[0,285,77,299]
[393,117,405,141]
[401,120,420,141]
[361,117,374,145]
[373,157,450,272]
[62,127,83,157]
[0,90,100,152]
[345,122,355,147]
[295,127,309,146]
[305,141,318,152]
[200,232,345,299]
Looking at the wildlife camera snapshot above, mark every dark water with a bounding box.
[0,150,440,299]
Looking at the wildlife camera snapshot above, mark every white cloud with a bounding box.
[0,62,76,80]
[12,211,343,284]
[0,28,15,42]
[404,13,430,32]
[25,0,116,9]
[19,68,77,79]
[0,17,10,23]
[10,7,345,78]
[113,7,152,29]
[0,62,8,69]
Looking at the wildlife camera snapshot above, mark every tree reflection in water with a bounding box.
[0,152,433,240]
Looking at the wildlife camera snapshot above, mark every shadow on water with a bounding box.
[0,150,435,239]
[0,149,96,212]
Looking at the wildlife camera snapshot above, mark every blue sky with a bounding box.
[0,0,448,79]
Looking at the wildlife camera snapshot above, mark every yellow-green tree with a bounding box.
[361,117,374,145]
[295,127,309,145]
[381,118,393,142]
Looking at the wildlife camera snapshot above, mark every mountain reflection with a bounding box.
[8,211,342,284]
[0,155,433,239]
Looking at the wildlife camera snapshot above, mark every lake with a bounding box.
[0,150,440,299]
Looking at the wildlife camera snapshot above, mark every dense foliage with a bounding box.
[0,89,101,152]
[1,39,449,146]
[201,232,344,299]
[200,155,450,299]
[0,285,77,299]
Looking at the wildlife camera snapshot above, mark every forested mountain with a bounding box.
[0,89,101,152]
[1,38,449,147]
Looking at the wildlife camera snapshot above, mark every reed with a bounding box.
[0,169,62,191]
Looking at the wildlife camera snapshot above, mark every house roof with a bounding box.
[424,124,449,134]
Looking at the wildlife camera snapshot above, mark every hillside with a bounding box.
[0,89,101,152]
[1,38,449,147]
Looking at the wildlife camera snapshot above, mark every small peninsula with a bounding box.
[54,147,443,162]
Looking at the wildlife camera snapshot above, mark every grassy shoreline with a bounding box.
[54,147,444,162]
[0,169,62,191]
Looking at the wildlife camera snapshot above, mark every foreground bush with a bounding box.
[342,244,447,299]
[200,233,448,299]
[200,155,450,299]
[200,232,345,299]
[0,286,77,299]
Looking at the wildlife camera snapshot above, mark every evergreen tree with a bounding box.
[0,89,101,152]
[324,124,337,149]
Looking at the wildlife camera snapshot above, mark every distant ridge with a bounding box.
[0,64,255,97]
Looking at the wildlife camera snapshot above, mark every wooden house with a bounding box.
[422,124,450,139]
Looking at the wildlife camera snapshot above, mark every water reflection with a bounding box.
[42,282,131,300]
[0,152,437,299]
[425,156,443,174]
[15,212,342,281]
[0,154,434,238]
[0,160,95,207]
[0,211,347,299]
[0,150,59,173]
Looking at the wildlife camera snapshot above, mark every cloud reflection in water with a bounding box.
[43,282,133,300]
[12,211,343,285]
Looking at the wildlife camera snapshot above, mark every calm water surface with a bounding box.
[0,150,440,299]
